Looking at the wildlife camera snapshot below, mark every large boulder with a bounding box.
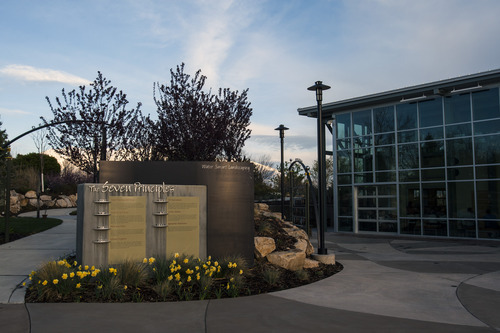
[25,190,37,199]
[56,198,68,208]
[267,249,306,271]
[294,238,315,256]
[254,237,276,258]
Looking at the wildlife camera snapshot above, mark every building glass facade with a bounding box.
[333,87,500,239]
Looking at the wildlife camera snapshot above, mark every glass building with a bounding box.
[298,69,500,239]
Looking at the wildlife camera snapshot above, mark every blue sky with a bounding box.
[1,0,500,167]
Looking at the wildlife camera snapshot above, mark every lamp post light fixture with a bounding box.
[275,124,289,220]
[308,81,331,255]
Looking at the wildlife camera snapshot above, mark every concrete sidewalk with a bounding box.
[1,209,500,332]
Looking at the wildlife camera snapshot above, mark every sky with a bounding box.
[1,0,500,168]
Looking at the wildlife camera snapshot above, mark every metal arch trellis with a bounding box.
[288,159,321,248]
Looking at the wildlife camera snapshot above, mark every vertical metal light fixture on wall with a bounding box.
[275,124,289,220]
[308,81,330,255]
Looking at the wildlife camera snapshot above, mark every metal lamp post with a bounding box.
[308,81,330,255]
[275,124,289,220]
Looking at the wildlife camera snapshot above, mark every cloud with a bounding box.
[0,65,90,85]
[0,107,32,115]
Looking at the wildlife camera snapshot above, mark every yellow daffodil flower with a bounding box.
[183,258,189,264]
[143,258,148,264]
[76,283,81,289]
[70,272,75,278]
[62,274,68,280]
[149,257,155,264]
[168,275,173,281]
[53,279,59,285]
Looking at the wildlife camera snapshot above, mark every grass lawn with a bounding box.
[0,217,63,244]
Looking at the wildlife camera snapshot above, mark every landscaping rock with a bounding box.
[28,199,41,208]
[303,258,320,269]
[25,190,37,199]
[254,237,276,258]
[284,227,309,240]
[294,238,314,256]
[267,249,306,271]
[56,198,68,208]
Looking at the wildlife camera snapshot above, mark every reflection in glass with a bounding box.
[421,140,444,168]
[474,119,500,135]
[446,138,473,166]
[375,171,396,183]
[476,165,500,179]
[399,183,420,217]
[358,186,376,196]
[354,173,373,183]
[423,219,447,236]
[378,184,396,195]
[359,210,376,219]
[353,110,372,136]
[398,130,418,143]
[399,170,419,182]
[374,106,395,133]
[374,133,395,145]
[336,113,351,139]
[447,167,473,181]
[353,136,372,148]
[449,220,476,238]
[354,148,373,172]
[397,103,417,130]
[444,94,471,124]
[400,219,421,235]
[419,98,443,127]
[337,139,350,150]
[337,151,351,173]
[472,88,500,121]
[359,222,377,231]
[422,183,446,218]
[375,146,395,170]
[420,127,444,141]
[338,175,352,185]
[398,144,419,169]
[379,222,397,232]
[446,123,471,138]
[338,186,352,216]
[447,182,474,218]
[339,217,353,232]
[476,180,500,219]
[474,134,500,165]
[478,220,500,239]
[421,168,445,181]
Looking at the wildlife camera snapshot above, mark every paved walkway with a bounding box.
[1,209,499,332]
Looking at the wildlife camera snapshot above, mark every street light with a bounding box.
[275,124,289,220]
[308,81,330,255]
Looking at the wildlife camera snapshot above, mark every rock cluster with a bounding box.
[9,190,77,214]
[254,203,333,271]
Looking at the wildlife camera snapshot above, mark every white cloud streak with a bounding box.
[0,107,32,115]
[0,65,90,85]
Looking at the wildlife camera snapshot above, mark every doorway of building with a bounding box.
[354,185,398,233]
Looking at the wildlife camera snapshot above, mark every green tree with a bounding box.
[272,161,307,199]
[13,153,60,175]
[153,63,252,161]
[41,72,143,177]
[0,119,10,214]
[310,157,334,190]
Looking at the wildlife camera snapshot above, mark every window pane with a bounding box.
[474,119,500,135]
[353,110,372,136]
[400,218,421,235]
[375,146,395,171]
[354,173,373,183]
[378,184,396,195]
[337,150,351,173]
[358,186,376,196]
[476,165,500,179]
[420,127,443,141]
[446,138,473,166]
[353,136,372,148]
[448,167,473,181]
[423,219,447,236]
[473,88,500,121]
[339,217,353,231]
[398,144,419,169]
[338,175,352,185]
[336,113,351,139]
[399,170,419,182]
[374,133,395,146]
[446,123,471,138]
[421,140,444,168]
[419,98,443,127]
[374,106,394,133]
[398,130,418,143]
[397,103,417,130]
[476,180,500,219]
[338,186,352,216]
[354,148,373,172]
[399,183,420,217]
[475,134,500,165]
[449,220,476,238]
[444,94,471,124]
[422,183,446,218]
[421,168,445,181]
[447,182,475,218]
[376,171,396,182]
[359,221,377,231]
[337,139,350,150]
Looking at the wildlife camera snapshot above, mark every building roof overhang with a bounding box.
[298,68,500,118]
